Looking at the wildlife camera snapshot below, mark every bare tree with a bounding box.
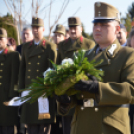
[3,0,26,45]
[48,0,70,40]
[32,0,44,17]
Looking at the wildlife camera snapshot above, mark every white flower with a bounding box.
[61,58,74,65]
[43,68,53,78]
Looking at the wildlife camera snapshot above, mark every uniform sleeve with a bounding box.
[88,39,95,50]
[56,43,62,65]
[98,51,134,105]
[48,43,57,68]
[57,96,77,116]
[18,45,26,90]
[8,52,20,98]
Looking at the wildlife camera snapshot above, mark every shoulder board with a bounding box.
[42,39,46,46]
[4,48,8,54]
[80,36,83,43]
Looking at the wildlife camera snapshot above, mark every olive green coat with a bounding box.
[0,48,20,126]
[19,38,57,124]
[57,36,95,115]
[58,39,134,134]
[56,36,95,64]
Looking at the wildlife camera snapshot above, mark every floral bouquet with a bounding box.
[19,50,103,103]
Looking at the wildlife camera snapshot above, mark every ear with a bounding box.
[115,25,120,35]
[126,32,128,37]
[43,27,45,32]
[80,26,83,33]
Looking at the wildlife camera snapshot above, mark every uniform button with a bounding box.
[1,63,4,66]
[28,70,31,72]
[28,62,31,65]
[0,76,2,78]
[38,55,41,58]
[81,95,84,98]
[0,70,3,72]
[81,106,84,110]
[37,62,40,65]
[37,70,39,72]
[27,76,30,78]
[95,108,99,112]
[0,83,2,85]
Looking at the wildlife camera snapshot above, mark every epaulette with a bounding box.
[42,39,46,46]
[4,48,8,54]
[80,36,83,43]
[29,40,33,46]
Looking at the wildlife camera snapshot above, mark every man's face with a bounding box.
[32,26,44,39]
[65,31,70,39]
[53,33,65,44]
[93,21,119,46]
[22,29,33,43]
[117,29,127,45]
[69,26,82,39]
[0,37,7,50]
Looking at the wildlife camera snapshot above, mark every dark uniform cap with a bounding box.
[68,17,81,27]
[0,28,7,38]
[31,17,44,27]
[53,24,66,35]
[93,2,120,23]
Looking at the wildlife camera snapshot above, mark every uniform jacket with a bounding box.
[0,48,20,126]
[58,39,134,134]
[57,36,95,116]
[56,36,95,64]
[19,38,57,124]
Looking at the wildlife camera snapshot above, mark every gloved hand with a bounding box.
[74,74,99,94]
[55,94,71,104]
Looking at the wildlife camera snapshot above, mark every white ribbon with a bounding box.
[38,96,49,114]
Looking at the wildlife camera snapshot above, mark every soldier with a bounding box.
[16,27,34,55]
[0,28,20,134]
[19,17,57,134]
[57,2,134,134]
[117,24,127,47]
[56,17,95,134]
[51,24,66,134]
[53,24,65,49]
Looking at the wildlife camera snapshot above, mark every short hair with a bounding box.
[127,30,134,47]
[23,27,32,32]
[113,20,120,26]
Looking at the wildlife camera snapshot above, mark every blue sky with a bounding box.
[0,0,134,36]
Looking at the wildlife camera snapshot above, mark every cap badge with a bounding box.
[96,2,101,7]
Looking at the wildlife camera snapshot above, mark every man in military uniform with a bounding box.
[19,17,57,134]
[57,2,134,134]
[16,27,34,55]
[56,17,95,134]
[0,28,20,134]
[53,24,65,49]
[51,24,66,134]
[117,24,127,47]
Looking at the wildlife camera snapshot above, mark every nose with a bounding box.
[95,25,101,31]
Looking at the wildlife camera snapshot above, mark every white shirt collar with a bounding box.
[0,50,4,54]
[34,40,40,45]
[121,42,127,47]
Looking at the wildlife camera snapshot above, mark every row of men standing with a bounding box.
[1,1,134,134]
[0,14,95,134]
